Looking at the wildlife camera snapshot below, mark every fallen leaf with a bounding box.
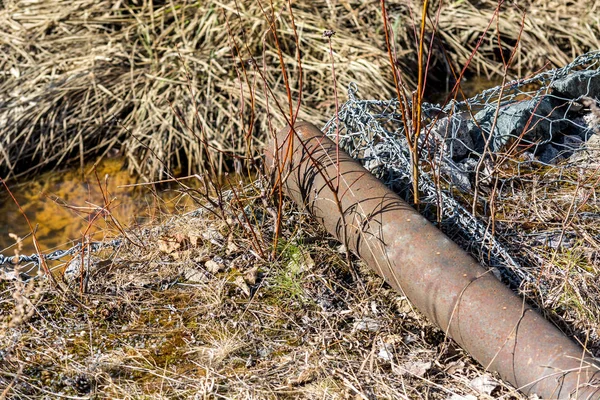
[205,259,224,274]
[234,275,250,297]
[202,228,224,245]
[226,236,240,254]
[158,238,179,254]
[183,268,206,283]
[445,361,465,375]
[395,360,431,378]
[377,342,394,361]
[244,266,259,285]
[469,375,498,395]
[288,368,317,386]
[189,234,200,247]
[352,317,380,332]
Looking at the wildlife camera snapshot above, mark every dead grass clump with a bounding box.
[489,160,600,356]
[0,0,401,180]
[1,0,599,180]
[0,181,527,399]
[436,0,600,79]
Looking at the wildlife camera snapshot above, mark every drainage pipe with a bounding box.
[265,121,600,399]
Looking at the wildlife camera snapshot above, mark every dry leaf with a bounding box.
[234,275,250,297]
[189,234,200,247]
[395,360,431,378]
[445,361,465,375]
[244,266,259,285]
[377,342,394,361]
[469,375,498,395]
[352,317,380,332]
[158,238,179,254]
[205,259,224,274]
[288,368,317,386]
[183,268,206,283]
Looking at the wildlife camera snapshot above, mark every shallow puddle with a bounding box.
[0,158,205,262]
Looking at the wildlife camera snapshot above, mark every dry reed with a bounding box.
[1,0,598,179]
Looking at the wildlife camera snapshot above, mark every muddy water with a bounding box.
[0,158,200,260]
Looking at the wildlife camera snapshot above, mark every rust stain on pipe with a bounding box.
[265,121,600,399]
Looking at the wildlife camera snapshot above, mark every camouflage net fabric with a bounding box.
[324,51,600,290]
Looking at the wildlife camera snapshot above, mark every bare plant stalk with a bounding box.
[472,4,521,215]
[381,0,430,205]
[324,30,341,189]
[411,0,430,205]
[380,0,411,133]
[255,0,301,257]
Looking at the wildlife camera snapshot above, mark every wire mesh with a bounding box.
[324,50,600,291]
[0,239,122,279]
[2,52,599,292]
[0,191,232,280]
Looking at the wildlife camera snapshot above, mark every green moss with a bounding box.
[269,240,312,305]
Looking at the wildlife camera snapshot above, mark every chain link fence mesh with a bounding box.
[0,239,123,279]
[0,194,232,280]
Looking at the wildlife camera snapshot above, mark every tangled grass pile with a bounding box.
[1,0,599,179]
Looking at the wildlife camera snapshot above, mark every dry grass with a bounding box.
[492,159,600,356]
[0,0,398,180]
[0,182,527,399]
[1,0,599,180]
[435,0,600,79]
[1,0,600,398]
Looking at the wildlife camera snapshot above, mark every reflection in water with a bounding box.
[0,158,200,259]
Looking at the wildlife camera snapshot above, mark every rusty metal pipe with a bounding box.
[265,121,600,399]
